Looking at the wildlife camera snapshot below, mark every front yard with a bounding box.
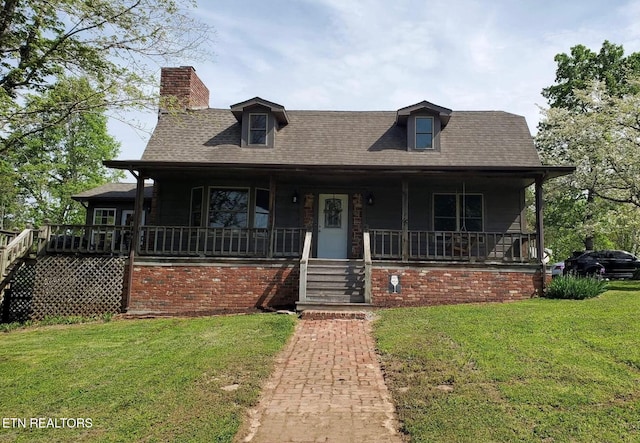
[1,282,639,442]
[0,314,295,442]
[374,280,640,442]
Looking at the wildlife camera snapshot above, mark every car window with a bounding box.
[612,251,633,260]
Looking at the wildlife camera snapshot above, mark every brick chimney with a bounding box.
[159,66,209,110]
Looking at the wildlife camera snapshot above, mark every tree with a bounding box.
[0,0,212,157]
[537,41,640,254]
[542,40,640,109]
[13,76,124,225]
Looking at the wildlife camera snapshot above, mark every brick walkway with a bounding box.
[236,318,404,442]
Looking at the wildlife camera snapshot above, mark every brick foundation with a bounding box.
[126,259,542,316]
[128,260,299,315]
[372,266,542,307]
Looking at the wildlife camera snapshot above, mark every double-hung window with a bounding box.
[249,114,267,145]
[92,208,116,250]
[433,194,483,232]
[415,116,434,149]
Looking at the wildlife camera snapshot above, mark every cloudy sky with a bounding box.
[112,0,640,161]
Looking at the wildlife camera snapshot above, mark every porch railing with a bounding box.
[43,225,305,258]
[369,229,538,262]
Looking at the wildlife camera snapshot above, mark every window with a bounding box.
[94,208,116,225]
[324,198,342,228]
[208,188,249,228]
[249,113,267,145]
[415,116,433,149]
[254,188,270,228]
[433,194,483,232]
[92,208,116,250]
[190,187,204,226]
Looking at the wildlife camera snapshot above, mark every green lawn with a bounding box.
[373,280,640,442]
[0,314,296,442]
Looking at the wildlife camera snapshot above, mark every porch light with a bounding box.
[366,193,375,206]
[292,191,299,204]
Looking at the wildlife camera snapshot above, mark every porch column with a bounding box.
[402,178,409,262]
[268,175,276,258]
[124,171,146,312]
[535,175,546,289]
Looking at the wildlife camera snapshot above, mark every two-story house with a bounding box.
[103,66,573,316]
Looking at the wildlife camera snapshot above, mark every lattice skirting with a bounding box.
[30,256,125,320]
[1,261,36,323]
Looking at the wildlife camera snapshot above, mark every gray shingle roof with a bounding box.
[72,183,153,201]
[141,108,541,168]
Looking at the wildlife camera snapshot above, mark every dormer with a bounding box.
[396,101,452,151]
[230,97,289,148]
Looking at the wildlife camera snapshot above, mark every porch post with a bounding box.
[402,178,409,262]
[268,175,276,258]
[124,172,145,313]
[535,175,546,290]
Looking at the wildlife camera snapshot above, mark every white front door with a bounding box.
[317,194,349,259]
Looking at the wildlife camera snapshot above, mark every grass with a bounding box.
[0,313,296,442]
[374,280,640,443]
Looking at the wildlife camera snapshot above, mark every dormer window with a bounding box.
[249,114,268,145]
[415,117,434,150]
[230,97,289,148]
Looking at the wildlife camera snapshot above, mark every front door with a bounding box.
[317,194,349,259]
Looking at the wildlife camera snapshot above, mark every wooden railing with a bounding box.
[1,228,36,279]
[298,231,313,303]
[369,229,538,262]
[1,230,19,248]
[43,225,305,258]
[44,224,132,254]
[363,231,372,303]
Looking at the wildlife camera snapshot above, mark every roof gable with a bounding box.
[396,101,452,127]
[230,97,289,126]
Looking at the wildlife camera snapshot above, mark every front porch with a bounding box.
[41,223,543,315]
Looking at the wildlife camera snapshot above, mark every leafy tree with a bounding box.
[0,0,211,157]
[537,41,640,254]
[13,76,124,225]
[542,40,640,109]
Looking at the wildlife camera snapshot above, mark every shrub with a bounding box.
[544,275,608,300]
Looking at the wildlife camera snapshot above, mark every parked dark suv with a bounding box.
[563,250,640,279]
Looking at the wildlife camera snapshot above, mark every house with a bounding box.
[72,182,154,227]
[100,66,573,316]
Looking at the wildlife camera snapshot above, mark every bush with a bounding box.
[544,275,608,300]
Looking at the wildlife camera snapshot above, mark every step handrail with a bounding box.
[298,231,313,303]
[363,231,372,304]
[0,228,35,279]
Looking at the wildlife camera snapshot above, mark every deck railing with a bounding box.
[369,229,538,262]
[43,225,305,258]
[1,228,36,279]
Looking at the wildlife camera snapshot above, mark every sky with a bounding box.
[110,0,640,162]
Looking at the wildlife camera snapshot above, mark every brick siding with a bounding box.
[160,66,210,110]
[128,261,298,315]
[371,266,542,307]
